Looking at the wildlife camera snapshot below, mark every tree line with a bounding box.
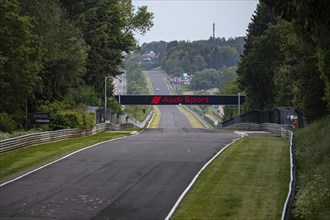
[0,0,153,132]
[124,54,151,121]
[237,1,330,122]
[189,67,237,91]
[234,2,330,218]
[158,38,243,76]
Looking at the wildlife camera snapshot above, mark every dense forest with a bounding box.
[189,67,237,91]
[159,37,243,76]
[124,55,151,121]
[236,1,330,219]
[0,0,153,132]
[237,1,330,122]
[139,38,243,93]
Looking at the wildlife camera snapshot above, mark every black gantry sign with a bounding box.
[30,112,51,124]
[114,95,245,105]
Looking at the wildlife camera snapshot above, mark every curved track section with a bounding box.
[0,129,239,220]
[0,69,240,220]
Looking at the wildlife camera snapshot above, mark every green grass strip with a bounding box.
[177,105,205,128]
[143,71,161,128]
[172,136,290,220]
[149,106,161,128]
[144,71,154,95]
[0,132,130,183]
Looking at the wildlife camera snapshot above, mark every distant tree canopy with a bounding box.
[125,55,148,95]
[60,0,154,95]
[0,0,44,125]
[0,0,153,132]
[140,41,168,55]
[263,0,330,114]
[159,38,243,76]
[237,1,329,121]
[189,67,237,91]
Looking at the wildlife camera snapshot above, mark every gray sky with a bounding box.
[132,0,258,44]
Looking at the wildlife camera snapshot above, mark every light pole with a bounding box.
[104,76,112,122]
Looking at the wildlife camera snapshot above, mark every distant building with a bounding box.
[142,50,156,62]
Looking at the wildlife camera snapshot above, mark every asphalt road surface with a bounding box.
[147,70,192,128]
[0,70,241,220]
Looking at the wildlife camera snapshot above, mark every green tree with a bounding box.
[243,2,276,55]
[125,54,147,95]
[18,0,88,102]
[240,1,328,120]
[140,41,168,55]
[272,20,327,120]
[238,23,282,109]
[160,38,243,76]
[208,46,239,69]
[61,0,154,96]
[190,69,219,90]
[0,0,43,130]
[64,84,99,107]
[237,2,278,110]
[218,67,238,91]
[220,78,246,121]
[261,0,330,112]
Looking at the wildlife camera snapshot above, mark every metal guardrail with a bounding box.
[182,105,210,128]
[223,123,295,219]
[280,127,295,220]
[0,123,109,154]
[223,122,289,134]
[127,110,153,128]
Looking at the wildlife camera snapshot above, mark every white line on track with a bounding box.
[0,132,142,187]
[164,137,242,220]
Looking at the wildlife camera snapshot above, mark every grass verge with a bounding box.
[0,132,130,183]
[177,106,205,128]
[149,106,161,128]
[172,136,290,220]
[144,71,154,94]
[291,115,330,220]
[143,71,161,128]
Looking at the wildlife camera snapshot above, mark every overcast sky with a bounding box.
[132,0,258,44]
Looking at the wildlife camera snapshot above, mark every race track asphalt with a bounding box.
[0,129,240,220]
[147,70,192,128]
[0,69,241,220]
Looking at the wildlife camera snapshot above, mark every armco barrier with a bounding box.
[280,127,295,220]
[226,123,295,219]
[182,105,210,128]
[224,122,288,134]
[203,115,216,128]
[0,123,126,154]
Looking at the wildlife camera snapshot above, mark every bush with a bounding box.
[51,111,82,130]
[292,115,330,219]
[51,111,95,130]
[125,106,150,122]
[37,100,71,116]
[81,112,95,129]
[0,112,17,133]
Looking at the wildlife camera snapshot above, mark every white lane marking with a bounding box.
[0,132,143,187]
[164,137,242,220]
